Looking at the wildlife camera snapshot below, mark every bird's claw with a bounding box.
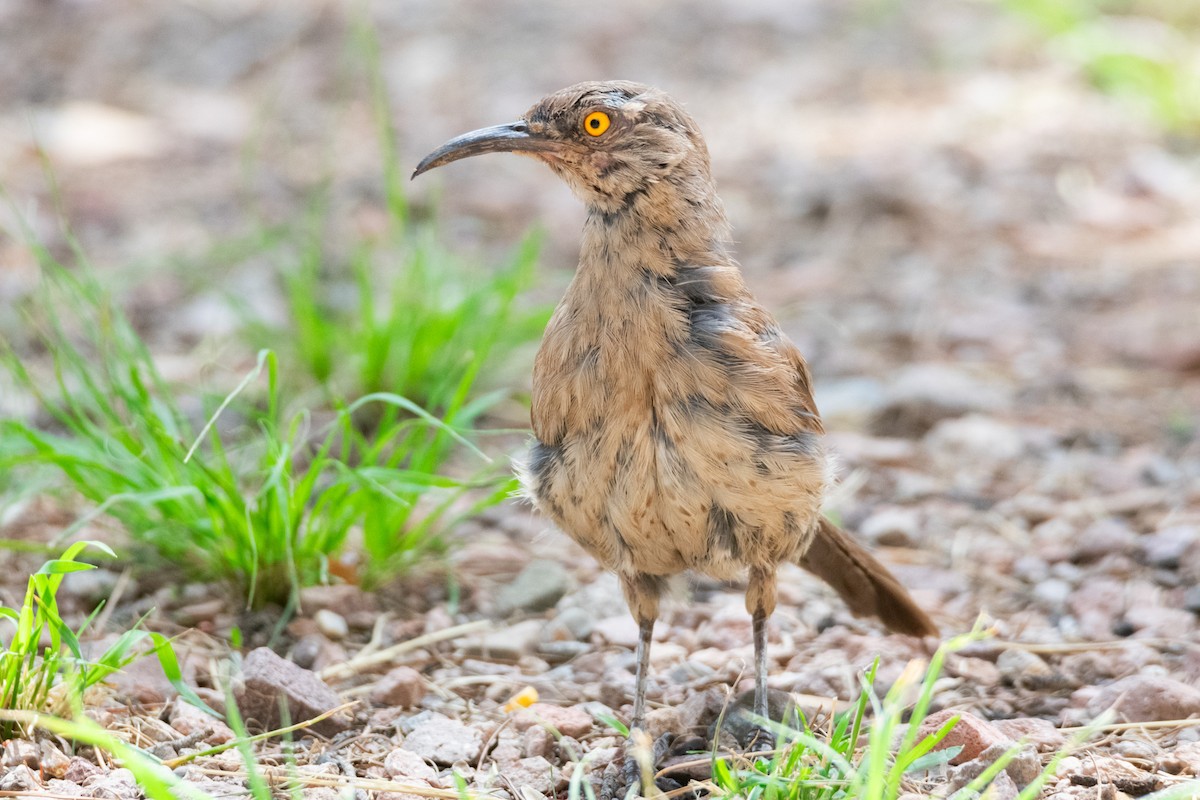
[600,732,676,799]
[744,725,775,756]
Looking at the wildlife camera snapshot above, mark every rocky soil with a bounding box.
[2,1,1199,798]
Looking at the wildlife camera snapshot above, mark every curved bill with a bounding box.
[411,121,562,179]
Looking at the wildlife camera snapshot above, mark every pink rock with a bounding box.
[383,748,438,783]
[168,696,235,745]
[403,716,483,765]
[2,738,38,769]
[953,763,1019,799]
[1085,675,1200,722]
[1123,605,1196,638]
[645,706,682,740]
[946,655,1002,687]
[299,584,379,615]
[463,619,544,659]
[82,767,139,799]
[37,742,72,779]
[370,666,427,709]
[916,709,1012,764]
[0,764,41,791]
[101,639,182,705]
[1139,525,1199,569]
[514,703,594,738]
[991,717,1067,753]
[235,647,350,736]
[592,615,640,649]
[859,506,921,547]
[677,688,727,736]
[524,725,553,758]
[504,756,561,794]
[1071,518,1137,563]
[491,741,523,765]
[290,633,347,673]
[63,757,101,783]
[377,787,438,800]
[1060,642,1162,684]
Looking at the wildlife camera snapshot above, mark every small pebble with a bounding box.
[371,666,427,709]
[168,696,235,744]
[503,756,559,795]
[996,648,1054,689]
[37,742,72,779]
[1031,578,1072,611]
[592,615,640,649]
[235,647,351,737]
[495,559,572,615]
[174,598,226,627]
[403,716,484,765]
[513,703,593,738]
[0,764,41,791]
[859,506,920,547]
[384,748,439,782]
[991,718,1066,753]
[314,608,349,640]
[1184,584,1200,614]
[1138,526,1198,569]
[524,725,553,758]
[63,757,101,783]
[1113,738,1156,760]
[464,619,544,660]
[1071,518,1137,563]
[2,738,39,769]
[916,709,1012,764]
[545,605,594,641]
[1085,674,1200,722]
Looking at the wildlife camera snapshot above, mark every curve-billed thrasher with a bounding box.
[414,80,936,752]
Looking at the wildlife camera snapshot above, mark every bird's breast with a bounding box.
[523,271,826,579]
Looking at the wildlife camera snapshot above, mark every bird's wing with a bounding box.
[676,267,824,439]
[743,302,824,435]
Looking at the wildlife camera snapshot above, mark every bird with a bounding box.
[413,80,937,771]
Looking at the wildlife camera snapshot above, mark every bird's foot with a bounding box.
[744,725,775,756]
[601,731,675,799]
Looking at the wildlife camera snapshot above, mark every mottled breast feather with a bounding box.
[524,237,829,582]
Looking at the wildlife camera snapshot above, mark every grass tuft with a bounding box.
[0,541,209,740]
[1,261,510,604]
[240,201,550,421]
[0,18,545,605]
[705,623,1088,800]
[228,16,552,419]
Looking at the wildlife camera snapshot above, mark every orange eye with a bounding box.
[583,110,611,137]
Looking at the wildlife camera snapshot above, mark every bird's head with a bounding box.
[412,81,711,215]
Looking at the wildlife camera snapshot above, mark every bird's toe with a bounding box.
[744,725,775,756]
[602,732,677,799]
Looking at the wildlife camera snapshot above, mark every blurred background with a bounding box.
[3,0,1199,392]
[1,0,1199,737]
[1,0,1200,793]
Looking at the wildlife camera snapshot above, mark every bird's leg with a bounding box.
[753,607,769,722]
[745,568,777,754]
[621,573,664,734]
[613,574,671,798]
[616,617,658,798]
[632,616,654,732]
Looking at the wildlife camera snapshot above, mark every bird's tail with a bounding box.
[797,517,938,638]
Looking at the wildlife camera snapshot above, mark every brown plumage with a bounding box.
[414,80,936,753]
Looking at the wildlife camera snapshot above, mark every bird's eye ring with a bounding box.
[583,111,611,137]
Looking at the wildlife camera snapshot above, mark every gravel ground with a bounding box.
[2,1,1199,797]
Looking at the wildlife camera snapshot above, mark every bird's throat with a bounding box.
[580,180,733,281]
